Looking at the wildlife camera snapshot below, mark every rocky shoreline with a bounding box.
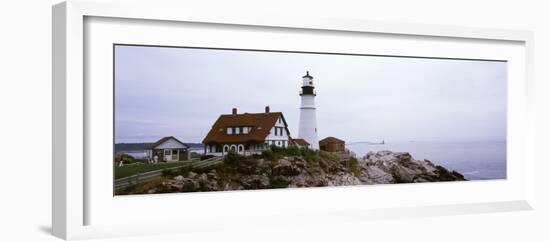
[119,150,466,195]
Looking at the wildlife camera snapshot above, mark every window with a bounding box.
[227,127,233,135]
[235,127,240,134]
[243,127,250,134]
[164,149,171,155]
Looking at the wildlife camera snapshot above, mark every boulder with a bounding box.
[240,175,270,189]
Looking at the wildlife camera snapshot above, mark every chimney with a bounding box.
[265,106,270,113]
[232,108,237,115]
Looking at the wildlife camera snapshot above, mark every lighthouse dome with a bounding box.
[302,71,313,79]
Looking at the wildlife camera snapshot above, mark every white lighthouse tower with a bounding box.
[298,71,319,150]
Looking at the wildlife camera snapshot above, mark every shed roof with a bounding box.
[291,138,310,146]
[148,136,189,149]
[319,136,345,144]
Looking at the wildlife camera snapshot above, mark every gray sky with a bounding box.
[114,45,507,144]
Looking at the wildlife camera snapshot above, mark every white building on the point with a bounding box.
[298,71,319,150]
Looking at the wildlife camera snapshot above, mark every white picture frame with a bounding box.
[52,0,535,240]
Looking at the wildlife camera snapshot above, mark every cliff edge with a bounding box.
[120,149,466,194]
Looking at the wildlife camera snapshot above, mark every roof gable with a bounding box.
[149,136,189,149]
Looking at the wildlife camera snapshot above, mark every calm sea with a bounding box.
[346,141,506,180]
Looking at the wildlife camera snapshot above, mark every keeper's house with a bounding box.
[202,106,291,156]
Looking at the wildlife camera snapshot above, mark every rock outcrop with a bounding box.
[137,150,466,194]
[360,151,465,184]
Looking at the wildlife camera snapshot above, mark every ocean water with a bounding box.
[346,141,506,180]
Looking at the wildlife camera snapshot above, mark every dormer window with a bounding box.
[227,127,233,135]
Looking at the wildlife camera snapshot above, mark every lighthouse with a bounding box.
[298,71,319,150]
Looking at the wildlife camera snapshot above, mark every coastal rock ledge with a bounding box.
[127,150,466,194]
[360,151,466,184]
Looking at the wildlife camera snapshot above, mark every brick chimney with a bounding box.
[265,106,270,113]
[232,108,237,115]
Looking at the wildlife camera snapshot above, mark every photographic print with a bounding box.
[113,44,507,195]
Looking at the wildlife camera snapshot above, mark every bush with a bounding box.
[177,165,193,177]
[200,154,215,160]
[348,157,361,177]
[300,147,319,163]
[161,168,174,177]
[224,150,241,164]
[261,149,283,161]
[117,154,136,164]
[319,151,339,162]
[285,145,302,156]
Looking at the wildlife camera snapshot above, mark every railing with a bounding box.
[114,156,224,191]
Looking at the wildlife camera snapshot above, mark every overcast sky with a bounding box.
[114,45,507,144]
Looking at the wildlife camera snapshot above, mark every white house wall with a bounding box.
[266,116,290,147]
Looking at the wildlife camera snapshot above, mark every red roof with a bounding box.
[291,138,310,146]
[202,111,288,144]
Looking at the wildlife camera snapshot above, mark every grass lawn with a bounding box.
[115,161,192,179]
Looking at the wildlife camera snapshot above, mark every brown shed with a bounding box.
[319,137,345,152]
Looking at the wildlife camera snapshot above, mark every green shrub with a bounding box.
[161,168,173,177]
[319,151,339,162]
[119,154,135,164]
[224,150,241,164]
[177,165,193,177]
[201,154,215,160]
[285,145,301,156]
[261,149,283,161]
[349,157,361,177]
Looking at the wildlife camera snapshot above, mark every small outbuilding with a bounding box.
[319,136,345,153]
[148,136,190,162]
[290,138,310,148]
